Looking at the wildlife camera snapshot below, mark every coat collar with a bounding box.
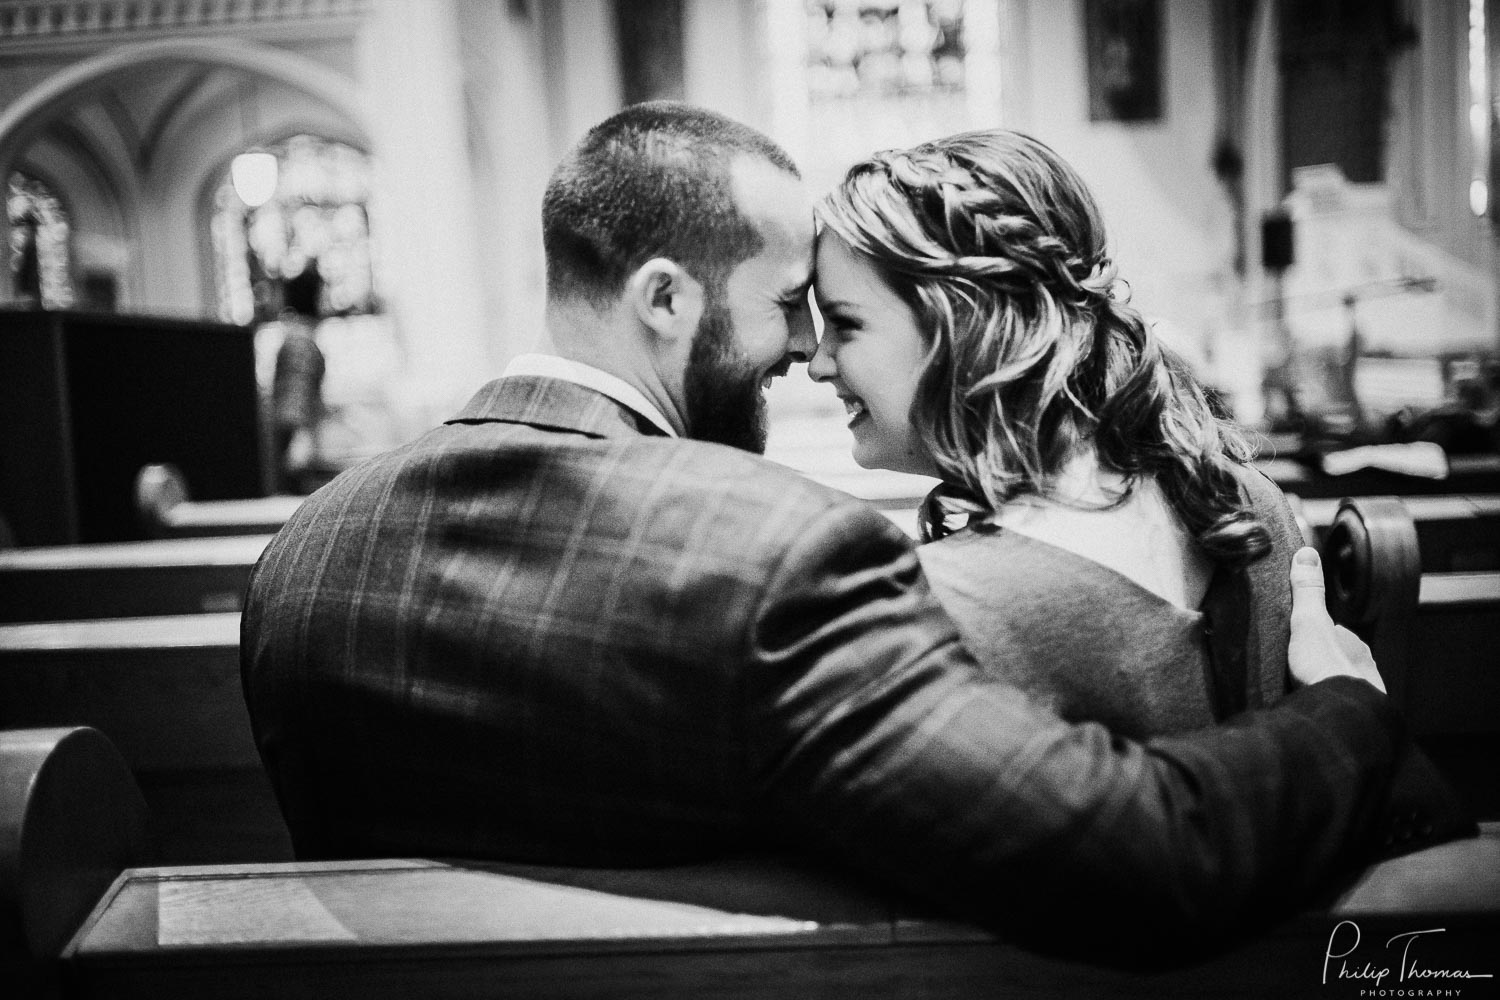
[445,376,670,440]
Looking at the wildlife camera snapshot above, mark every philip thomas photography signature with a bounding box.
[1324,919,1495,993]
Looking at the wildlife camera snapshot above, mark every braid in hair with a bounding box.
[818,130,1271,562]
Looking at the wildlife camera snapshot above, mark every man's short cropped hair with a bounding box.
[542,101,800,308]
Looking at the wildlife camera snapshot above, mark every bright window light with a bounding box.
[231,151,279,209]
[1469,0,1489,216]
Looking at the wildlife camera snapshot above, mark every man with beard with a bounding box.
[240,102,1469,967]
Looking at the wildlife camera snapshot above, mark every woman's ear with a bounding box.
[628,258,704,343]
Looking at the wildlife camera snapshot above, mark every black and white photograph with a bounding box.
[0,1,1497,997]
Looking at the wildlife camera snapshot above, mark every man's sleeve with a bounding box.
[742,503,1475,968]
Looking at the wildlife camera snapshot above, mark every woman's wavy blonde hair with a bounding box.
[817,128,1269,562]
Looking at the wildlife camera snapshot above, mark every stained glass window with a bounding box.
[7,172,74,309]
[211,135,378,325]
[805,0,965,99]
[780,0,994,196]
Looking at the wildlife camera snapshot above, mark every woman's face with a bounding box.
[809,232,939,478]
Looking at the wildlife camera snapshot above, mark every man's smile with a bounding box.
[760,359,793,390]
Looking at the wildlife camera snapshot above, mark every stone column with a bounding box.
[358,0,492,431]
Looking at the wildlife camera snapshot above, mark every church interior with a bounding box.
[1,1,1498,996]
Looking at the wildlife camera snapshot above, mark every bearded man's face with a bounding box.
[682,295,774,453]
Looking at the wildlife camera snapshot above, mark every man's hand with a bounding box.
[1288,547,1387,693]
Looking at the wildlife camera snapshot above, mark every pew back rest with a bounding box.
[1320,496,1500,819]
[0,536,270,622]
[1296,492,1500,572]
[60,828,1500,1000]
[134,463,305,539]
[0,614,252,772]
[0,727,148,959]
[0,615,292,864]
[1319,494,1500,717]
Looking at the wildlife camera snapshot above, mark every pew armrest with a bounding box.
[134,464,190,539]
[135,463,303,538]
[0,727,149,959]
[1321,496,1421,631]
[1320,496,1423,711]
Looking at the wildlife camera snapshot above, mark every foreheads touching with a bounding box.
[541,101,802,309]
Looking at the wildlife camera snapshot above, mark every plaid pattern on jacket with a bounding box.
[241,374,1471,965]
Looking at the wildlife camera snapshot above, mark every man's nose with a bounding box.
[786,302,817,364]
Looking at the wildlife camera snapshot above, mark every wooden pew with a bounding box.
[1259,451,1500,500]
[5,726,1492,1000]
[1,727,149,999]
[5,712,1492,999]
[1291,493,1500,573]
[1321,496,1500,819]
[135,463,305,539]
[59,829,1500,999]
[0,536,270,623]
[0,615,290,864]
[143,495,305,540]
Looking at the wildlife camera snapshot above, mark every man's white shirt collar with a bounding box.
[503,353,678,438]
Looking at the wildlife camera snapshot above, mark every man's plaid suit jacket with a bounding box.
[241,374,1470,965]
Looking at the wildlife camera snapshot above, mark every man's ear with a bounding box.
[627,258,704,342]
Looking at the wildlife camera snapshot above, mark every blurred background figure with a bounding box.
[270,263,327,493]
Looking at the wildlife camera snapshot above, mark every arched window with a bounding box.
[211,134,377,325]
[7,172,74,308]
[211,135,401,468]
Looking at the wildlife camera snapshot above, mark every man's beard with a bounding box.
[683,299,770,453]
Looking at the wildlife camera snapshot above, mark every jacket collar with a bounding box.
[445,376,670,440]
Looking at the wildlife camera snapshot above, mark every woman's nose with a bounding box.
[807,336,836,382]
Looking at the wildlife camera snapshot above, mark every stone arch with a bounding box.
[0,37,368,177]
